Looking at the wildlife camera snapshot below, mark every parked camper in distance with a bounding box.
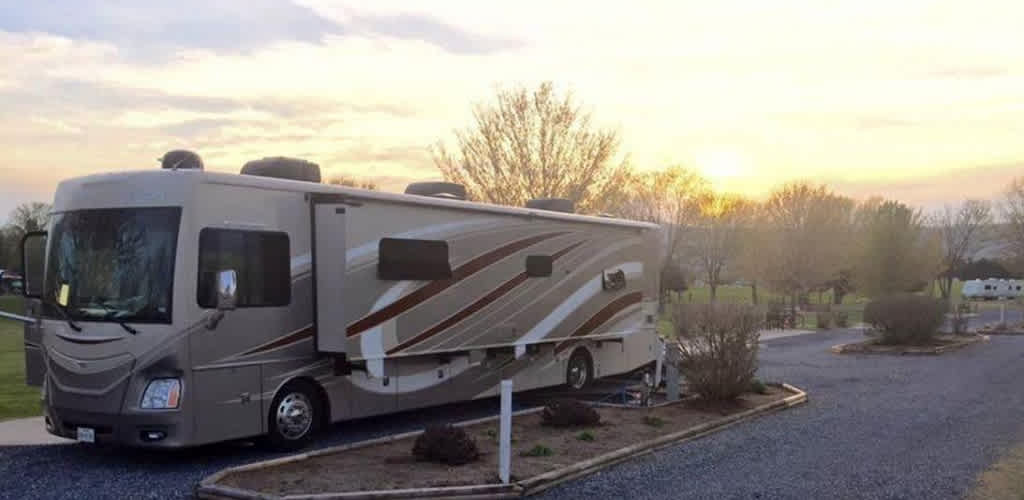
[19,152,664,450]
[961,278,1024,300]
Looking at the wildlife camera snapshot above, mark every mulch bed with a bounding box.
[218,388,789,496]
[831,334,988,355]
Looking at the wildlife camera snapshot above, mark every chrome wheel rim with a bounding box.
[568,357,588,389]
[276,392,313,440]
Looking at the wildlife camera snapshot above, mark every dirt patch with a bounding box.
[831,335,987,355]
[219,389,788,496]
[969,442,1024,500]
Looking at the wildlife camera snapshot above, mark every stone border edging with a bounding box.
[196,384,808,500]
[830,335,989,355]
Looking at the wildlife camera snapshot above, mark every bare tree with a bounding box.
[689,193,753,303]
[760,183,854,313]
[615,166,706,306]
[432,82,631,213]
[1,202,51,271]
[999,178,1024,272]
[934,200,992,299]
[8,202,51,234]
[735,210,770,305]
[329,176,379,190]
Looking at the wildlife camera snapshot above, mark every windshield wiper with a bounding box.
[43,298,82,332]
[114,320,138,335]
[92,304,139,336]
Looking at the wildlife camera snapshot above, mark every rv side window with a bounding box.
[985,285,991,290]
[525,255,553,277]
[198,229,291,308]
[378,238,452,280]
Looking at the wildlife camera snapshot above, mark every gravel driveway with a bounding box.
[539,329,1024,500]
[2,330,1023,499]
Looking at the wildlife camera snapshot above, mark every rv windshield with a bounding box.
[44,207,182,324]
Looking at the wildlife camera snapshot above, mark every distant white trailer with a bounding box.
[961,279,1023,300]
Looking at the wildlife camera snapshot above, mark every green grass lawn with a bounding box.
[0,295,41,421]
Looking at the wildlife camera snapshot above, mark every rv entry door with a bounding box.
[312,198,347,354]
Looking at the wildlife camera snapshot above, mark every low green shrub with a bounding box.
[643,415,666,428]
[412,425,480,466]
[576,430,595,442]
[522,444,554,457]
[750,379,768,395]
[863,293,947,345]
[541,399,601,427]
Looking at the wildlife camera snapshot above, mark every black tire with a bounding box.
[566,348,594,392]
[264,380,322,451]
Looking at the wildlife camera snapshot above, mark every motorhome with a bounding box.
[17,152,663,449]
[961,278,1023,300]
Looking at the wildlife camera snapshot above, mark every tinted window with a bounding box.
[378,238,451,280]
[198,229,291,308]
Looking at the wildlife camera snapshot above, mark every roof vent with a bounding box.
[241,157,321,183]
[404,182,467,200]
[525,198,574,213]
[161,150,204,170]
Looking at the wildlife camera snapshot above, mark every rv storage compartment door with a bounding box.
[313,203,347,353]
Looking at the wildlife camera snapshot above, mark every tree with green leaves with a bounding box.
[852,198,940,298]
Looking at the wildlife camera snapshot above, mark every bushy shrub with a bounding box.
[677,304,761,401]
[863,294,947,345]
[412,424,480,466]
[541,399,601,427]
[834,312,850,328]
[815,311,833,329]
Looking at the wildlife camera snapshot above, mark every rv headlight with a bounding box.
[141,378,181,409]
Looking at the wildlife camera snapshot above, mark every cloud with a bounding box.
[1,1,343,55]
[2,0,1024,221]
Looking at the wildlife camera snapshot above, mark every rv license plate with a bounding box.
[76,427,95,443]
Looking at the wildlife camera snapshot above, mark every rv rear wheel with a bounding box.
[265,381,321,451]
[566,348,594,391]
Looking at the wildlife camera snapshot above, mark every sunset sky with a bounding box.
[2,1,1023,218]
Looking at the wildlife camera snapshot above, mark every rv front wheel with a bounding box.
[265,381,320,451]
[566,348,593,391]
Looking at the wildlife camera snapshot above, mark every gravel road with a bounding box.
[3,329,1023,499]
[538,329,1024,500]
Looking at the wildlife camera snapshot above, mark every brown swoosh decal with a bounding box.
[386,240,587,355]
[238,326,314,357]
[347,231,570,337]
[554,291,643,355]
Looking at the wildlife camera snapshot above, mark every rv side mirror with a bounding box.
[20,232,47,299]
[216,270,238,311]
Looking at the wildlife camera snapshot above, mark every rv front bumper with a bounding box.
[44,404,187,448]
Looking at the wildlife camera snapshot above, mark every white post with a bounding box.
[499,379,513,485]
[1001,302,1006,325]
